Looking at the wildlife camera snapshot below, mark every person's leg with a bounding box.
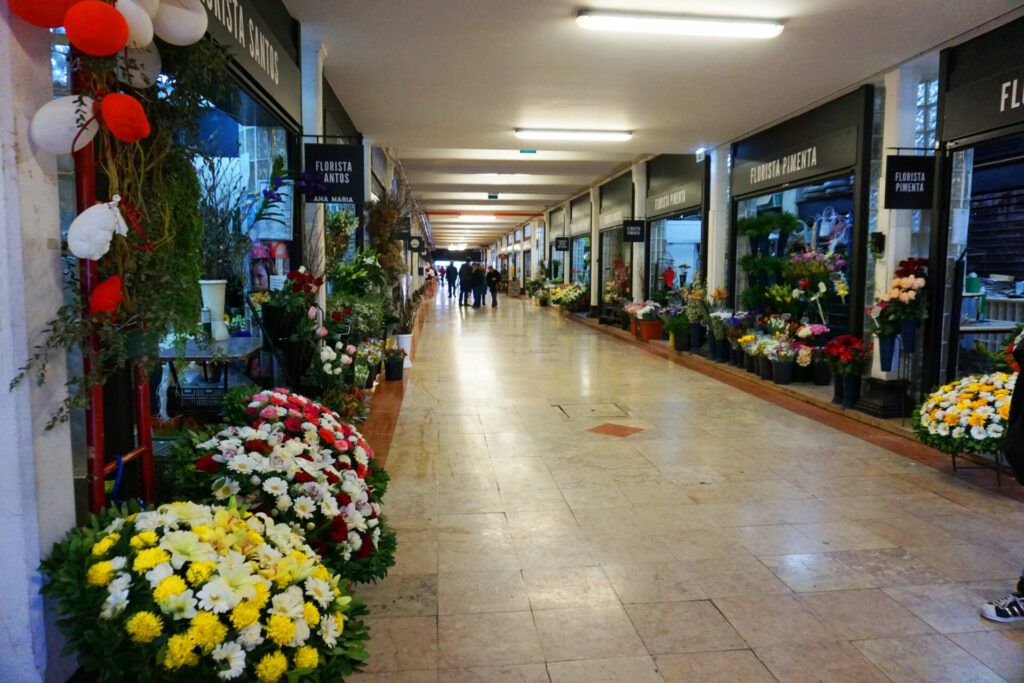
[980,568,1024,622]
[490,287,498,307]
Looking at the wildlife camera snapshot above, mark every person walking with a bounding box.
[445,261,458,298]
[458,262,473,306]
[471,264,487,308]
[486,265,500,307]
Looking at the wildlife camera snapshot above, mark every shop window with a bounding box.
[549,245,563,280]
[599,229,631,301]
[524,224,532,239]
[524,251,532,280]
[570,235,591,286]
[535,226,544,255]
[649,211,701,294]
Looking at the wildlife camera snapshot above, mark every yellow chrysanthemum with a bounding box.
[153,575,188,603]
[163,633,199,670]
[265,614,295,646]
[129,531,158,549]
[255,651,289,683]
[333,611,346,634]
[192,525,213,541]
[186,561,216,586]
[944,412,961,426]
[294,646,319,669]
[287,550,309,564]
[188,611,227,650]
[125,611,163,643]
[311,566,330,581]
[91,533,120,557]
[230,601,261,630]
[303,602,320,627]
[86,561,115,587]
[251,582,270,609]
[1000,403,1012,420]
[968,412,988,427]
[133,547,171,573]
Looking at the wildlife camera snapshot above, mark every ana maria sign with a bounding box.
[202,0,302,124]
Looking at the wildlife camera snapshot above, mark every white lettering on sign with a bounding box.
[601,210,623,227]
[893,170,927,193]
[749,146,818,186]
[202,0,280,86]
[653,189,686,211]
[314,159,353,184]
[1001,78,1024,112]
[570,219,589,233]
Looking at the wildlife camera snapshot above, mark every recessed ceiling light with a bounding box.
[576,10,784,39]
[515,128,632,142]
[459,214,496,222]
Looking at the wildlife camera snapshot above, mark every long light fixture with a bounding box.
[515,128,632,142]
[576,10,784,39]
[459,214,496,222]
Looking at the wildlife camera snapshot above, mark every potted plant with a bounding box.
[634,302,665,340]
[538,289,550,306]
[824,334,872,408]
[384,346,407,381]
[395,295,418,368]
[739,335,758,373]
[662,302,690,352]
[772,342,797,385]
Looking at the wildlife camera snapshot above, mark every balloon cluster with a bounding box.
[9,0,209,264]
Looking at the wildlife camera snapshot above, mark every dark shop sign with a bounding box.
[623,219,645,243]
[202,0,302,124]
[554,237,570,251]
[732,126,859,197]
[646,154,704,217]
[303,144,364,208]
[884,155,935,209]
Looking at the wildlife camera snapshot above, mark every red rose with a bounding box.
[331,311,342,322]
[335,492,352,506]
[195,454,221,473]
[245,440,271,454]
[246,406,259,415]
[270,396,287,406]
[318,428,336,445]
[283,417,303,432]
[328,516,348,542]
[344,307,352,316]
[324,470,340,484]
[356,464,367,478]
[357,537,374,558]
[294,471,315,484]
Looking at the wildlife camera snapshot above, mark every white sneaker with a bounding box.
[981,593,1024,622]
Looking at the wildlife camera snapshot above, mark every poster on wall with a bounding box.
[303,143,364,211]
[884,155,935,209]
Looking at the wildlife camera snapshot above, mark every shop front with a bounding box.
[569,194,592,289]
[597,172,634,315]
[645,154,708,297]
[730,86,875,335]
[548,207,567,280]
[930,17,1024,386]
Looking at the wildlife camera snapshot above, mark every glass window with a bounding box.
[535,226,544,255]
[648,211,701,294]
[570,235,591,286]
[599,229,632,301]
[524,224,532,239]
[515,229,523,243]
[524,250,532,280]
[549,244,563,280]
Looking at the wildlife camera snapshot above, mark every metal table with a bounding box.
[159,337,263,415]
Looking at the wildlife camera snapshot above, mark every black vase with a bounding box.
[281,340,314,388]
[758,355,773,381]
[716,339,731,363]
[878,335,896,372]
[674,331,689,352]
[690,326,705,354]
[813,362,832,386]
[745,352,758,374]
[795,363,812,383]
[842,374,862,409]
[385,358,404,381]
[773,361,794,385]
[832,373,844,404]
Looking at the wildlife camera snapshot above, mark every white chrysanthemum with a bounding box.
[988,424,1005,439]
[321,496,340,518]
[952,427,965,439]
[103,517,126,534]
[196,577,243,614]
[319,611,340,647]
[237,623,264,650]
[348,530,363,551]
[262,477,288,496]
[162,589,198,620]
[145,562,174,587]
[212,641,246,680]
[213,478,241,501]
[936,423,950,437]
[227,454,254,474]
[971,425,988,440]
[304,576,333,608]
[293,496,316,520]
[269,585,305,619]
[160,530,215,569]
[289,618,311,647]
[99,586,129,619]
[275,495,292,511]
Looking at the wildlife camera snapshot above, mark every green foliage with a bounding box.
[342,520,398,585]
[663,315,690,336]
[330,249,387,297]
[325,209,359,265]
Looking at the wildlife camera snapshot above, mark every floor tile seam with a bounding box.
[847,633,1005,680]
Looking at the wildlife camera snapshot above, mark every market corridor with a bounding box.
[355,296,1024,683]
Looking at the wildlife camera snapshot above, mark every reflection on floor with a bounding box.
[351,294,1024,683]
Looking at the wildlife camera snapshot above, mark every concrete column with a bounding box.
[589,187,600,310]
[631,162,647,302]
[706,146,731,291]
[870,64,922,379]
[531,218,542,279]
[358,137,373,250]
[561,203,570,285]
[301,36,327,308]
[0,8,78,680]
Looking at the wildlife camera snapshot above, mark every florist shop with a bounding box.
[548,206,567,281]
[598,171,635,311]
[730,86,875,337]
[569,193,592,289]
[645,153,709,298]
[929,16,1024,387]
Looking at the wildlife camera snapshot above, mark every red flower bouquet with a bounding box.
[824,335,872,375]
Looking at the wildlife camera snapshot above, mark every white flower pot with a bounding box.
[396,333,413,368]
[199,279,230,341]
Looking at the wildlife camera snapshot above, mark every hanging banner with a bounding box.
[623,219,645,243]
[884,155,935,209]
[554,237,570,251]
[303,143,364,210]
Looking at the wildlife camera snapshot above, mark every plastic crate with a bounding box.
[177,385,226,416]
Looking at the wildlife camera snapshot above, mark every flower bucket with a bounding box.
[813,361,832,386]
[796,363,813,383]
[842,374,862,408]
[638,319,664,341]
[690,326,705,353]
[198,279,229,341]
[734,348,745,367]
[281,339,314,388]
[772,361,794,385]
[832,373,843,404]
[385,356,404,381]
[900,319,918,354]
[396,333,413,368]
[758,355,774,381]
[674,330,689,352]
[878,335,896,372]
[716,338,731,363]
[745,351,758,374]
[775,230,791,257]
[629,318,638,336]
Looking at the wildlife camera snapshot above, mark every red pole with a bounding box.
[134,363,154,504]
[71,61,106,513]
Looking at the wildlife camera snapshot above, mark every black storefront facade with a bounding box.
[548,206,567,280]
[645,154,709,298]
[729,86,875,336]
[568,194,592,289]
[928,17,1024,389]
[597,172,634,307]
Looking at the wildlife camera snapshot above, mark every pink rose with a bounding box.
[346,345,357,355]
[259,406,278,419]
[308,306,317,319]
[317,326,328,337]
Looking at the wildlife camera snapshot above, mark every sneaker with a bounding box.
[981,593,1024,622]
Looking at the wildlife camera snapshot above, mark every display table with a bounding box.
[159,337,262,415]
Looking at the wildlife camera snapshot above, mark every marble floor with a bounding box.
[352,293,1024,683]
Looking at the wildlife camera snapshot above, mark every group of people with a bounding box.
[441,261,500,308]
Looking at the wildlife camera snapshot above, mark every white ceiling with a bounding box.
[285,0,1024,246]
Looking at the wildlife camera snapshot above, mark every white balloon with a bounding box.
[67,196,129,262]
[117,0,154,49]
[153,0,208,47]
[136,0,160,19]
[116,43,162,89]
[30,96,99,155]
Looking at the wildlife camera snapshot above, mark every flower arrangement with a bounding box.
[708,311,731,341]
[795,344,815,368]
[724,314,753,348]
[627,301,663,321]
[357,340,384,368]
[550,283,587,308]
[384,347,407,361]
[41,502,369,682]
[763,314,795,339]
[824,335,872,375]
[175,389,396,583]
[738,334,757,352]
[914,372,1016,455]
[795,323,830,346]
[267,267,324,312]
[773,342,797,363]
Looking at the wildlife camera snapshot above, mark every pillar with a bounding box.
[0,8,78,680]
[706,146,731,290]
[631,162,647,302]
[589,186,600,312]
[301,35,327,308]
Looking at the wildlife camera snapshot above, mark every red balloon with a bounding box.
[101,93,150,143]
[89,275,123,315]
[64,1,129,57]
[6,0,82,28]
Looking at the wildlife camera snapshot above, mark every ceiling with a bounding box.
[285,0,1024,247]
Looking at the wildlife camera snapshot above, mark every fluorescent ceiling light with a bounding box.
[448,243,467,251]
[576,10,784,39]
[515,128,631,142]
[459,214,495,222]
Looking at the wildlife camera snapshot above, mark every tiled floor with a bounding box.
[352,295,1024,682]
